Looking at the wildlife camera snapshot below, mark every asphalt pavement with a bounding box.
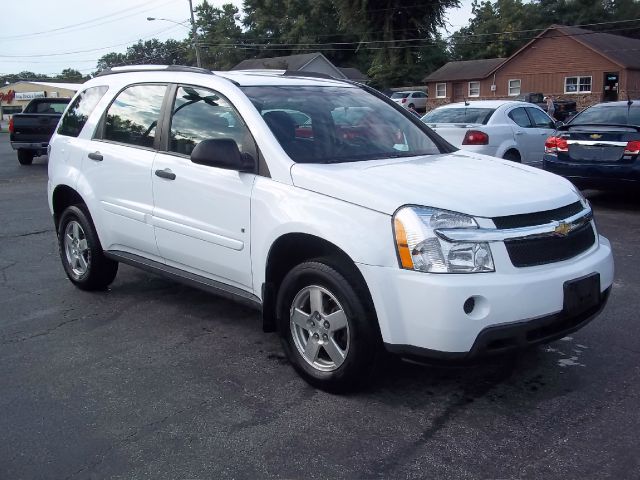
[1,133,639,479]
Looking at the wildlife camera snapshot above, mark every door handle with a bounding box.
[88,151,103,161]
[155,168,176,180]
[515,130,524,135]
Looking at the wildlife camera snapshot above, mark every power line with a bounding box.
[0,21,189,58]
[0,0,175,41]
[195,22,640,49]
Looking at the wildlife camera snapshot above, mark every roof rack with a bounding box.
[282,70,338,80]
[96,64,214,77]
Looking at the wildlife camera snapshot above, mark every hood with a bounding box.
[290,151,579,217]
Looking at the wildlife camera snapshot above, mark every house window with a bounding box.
[468,81,480,97]
[436,83,446,98]
[565,76,592,94]
[508,79,521,96]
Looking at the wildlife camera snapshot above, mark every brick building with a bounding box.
[424,25,640,110]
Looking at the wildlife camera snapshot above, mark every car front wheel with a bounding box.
[277,259,380,392]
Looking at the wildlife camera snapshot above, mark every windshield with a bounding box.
[422,107,495,125]
[570,105,640,126]
[241,86,441,163]
[391,92,410,99]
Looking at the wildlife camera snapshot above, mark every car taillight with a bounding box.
[8,117,14,134]
[624,140,640,155]
[462,130,489,145]
[544,136,568,154]
[401,98,407,103]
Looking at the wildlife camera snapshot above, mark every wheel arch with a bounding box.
[52,184,87,230]
[502,148,522,162]
[261,232,375,333]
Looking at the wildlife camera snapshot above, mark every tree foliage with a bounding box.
[333,0,459,86]
[96,38,191,71]
[195,1,245,70]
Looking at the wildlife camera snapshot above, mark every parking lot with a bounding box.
[0,132,639,479]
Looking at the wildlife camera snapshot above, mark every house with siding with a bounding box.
[424,25,640,110]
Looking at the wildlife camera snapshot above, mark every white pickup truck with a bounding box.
[48,66,613,391]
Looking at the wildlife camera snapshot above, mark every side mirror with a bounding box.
[190,138,255,172]
[555,120,564,128]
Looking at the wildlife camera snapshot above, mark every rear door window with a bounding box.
[101,84,166,149]
[508,107,533,128]
[526,107,555,128]
[57,86,108,138]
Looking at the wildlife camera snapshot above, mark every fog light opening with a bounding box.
[463,295,490,320]
[463,297,475,314]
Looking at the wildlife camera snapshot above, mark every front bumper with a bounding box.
[386,287,610,362]
[357,235,614,356]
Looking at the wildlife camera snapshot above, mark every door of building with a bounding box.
[453,83,465,102]
[603,72,619,102]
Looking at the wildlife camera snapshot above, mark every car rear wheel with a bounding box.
[503,150,521,162]
[408,103,415,109]
[277,259,380,392]
[17,150,34,166]
[58,205,118,291]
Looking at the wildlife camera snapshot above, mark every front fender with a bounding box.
[250,177,397,294]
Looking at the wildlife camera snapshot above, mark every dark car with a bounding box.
[9,97,71,165]
[516,92,577,122]
[543,101,640,189]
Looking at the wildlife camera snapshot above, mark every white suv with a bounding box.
[391,90,428,111]
[48,65,614,391]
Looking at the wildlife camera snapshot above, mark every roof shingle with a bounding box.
[422,58,506,82]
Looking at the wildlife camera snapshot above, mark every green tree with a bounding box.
[332,0,459,87]
[195,2,245,69]
[96,38,191,71]
[56,68,84,82]
[241,0,357,67]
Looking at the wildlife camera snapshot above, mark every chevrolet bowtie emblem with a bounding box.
[589,133,602,139]
[554,222,572,236]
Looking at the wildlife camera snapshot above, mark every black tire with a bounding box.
[57,205,118,291]
[276,258,381,392]
[17,150,34,166]
[408,103,415,109]
[503,150,521,162]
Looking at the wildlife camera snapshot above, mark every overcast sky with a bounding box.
[0,0,473,77]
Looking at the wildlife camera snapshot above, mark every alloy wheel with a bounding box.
[289,285,350,372]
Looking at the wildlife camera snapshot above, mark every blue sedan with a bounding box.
[543,101,640,189]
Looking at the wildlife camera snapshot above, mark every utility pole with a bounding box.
[188,0,203,68]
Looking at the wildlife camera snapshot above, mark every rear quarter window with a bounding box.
[57,86,109,137]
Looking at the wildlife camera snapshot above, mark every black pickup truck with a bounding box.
[9,97,70,165]
[515,92,577,122]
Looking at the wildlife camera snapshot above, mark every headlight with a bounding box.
[572,185,589,209]
[393,206,494,273]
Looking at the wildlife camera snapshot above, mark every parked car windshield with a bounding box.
[422,107,495,125]
[241,86,441,163]
[391,92,410,99]
[570,104,640,126]
[24,100,69,114]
